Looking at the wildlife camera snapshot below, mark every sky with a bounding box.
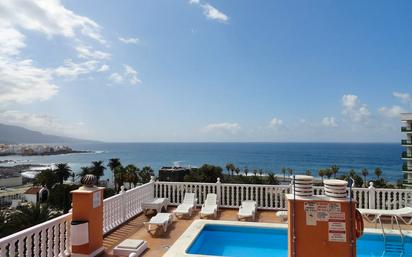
[0,0,412,142]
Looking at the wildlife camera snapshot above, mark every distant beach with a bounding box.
[0,142,404,182]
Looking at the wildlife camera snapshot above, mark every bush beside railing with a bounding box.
[0,213,72,257]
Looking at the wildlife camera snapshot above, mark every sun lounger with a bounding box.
[113,239,148,256]
[174,193,197,218]
[143,213,173,236]
[200,193,218,219]
[237,200,257,221]
[141,198,169,215]
[358,207,412,225]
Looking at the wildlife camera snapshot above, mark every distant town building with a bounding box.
[0,144,78,156]
[23,186,49,204]
[0,172,22,188]
[158,167,190,182]
[401,113,412,188]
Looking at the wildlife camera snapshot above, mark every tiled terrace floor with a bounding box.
[102,207,412,257]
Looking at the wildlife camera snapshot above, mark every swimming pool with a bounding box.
[164,220,412,257]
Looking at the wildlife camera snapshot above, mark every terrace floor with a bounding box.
[102,207,412,257]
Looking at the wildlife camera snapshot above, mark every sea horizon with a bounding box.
[0,142,404,183]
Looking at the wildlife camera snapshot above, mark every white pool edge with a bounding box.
[162,220,287,257]
[162,220,412,257]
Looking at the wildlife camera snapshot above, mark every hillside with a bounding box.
[0,123,94,144]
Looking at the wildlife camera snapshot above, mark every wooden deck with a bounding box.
[102,207,412,257]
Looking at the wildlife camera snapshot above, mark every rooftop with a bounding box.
[101,207,412,257]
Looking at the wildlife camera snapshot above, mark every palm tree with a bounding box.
[234,168,240,176]
[325,168,333,179]
[253,169,258,177]
[114,165,126,190]
[90,161,106,185]
[281,167,286,181]
[258,169,263,177]
[305,170,312,176]
[0,211,8,237]
[375,168,382,179]
[244,167,249,176]
[225,163,235,176]
[108,158,122,189]
[287,168,293,177]
[9,204,57,232]
[108,158,121,171]
[361,168,369,187]
[331,165,339,178]
[267,172,278,185]
[70,172,76,183]
[125,164,139,188]
[140,166,154,183]
[54,163,72,184]
[34,169,56,189]
[78,166,91,180]
[348,169,356,178]
[318,169,325,183]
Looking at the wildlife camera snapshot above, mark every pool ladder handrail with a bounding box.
[379,216,405,257]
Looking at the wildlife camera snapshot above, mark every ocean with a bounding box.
[0,143,404,182]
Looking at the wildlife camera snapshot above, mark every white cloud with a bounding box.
[0,58,57,104]
[109,65,141,85]
[119,37,139,44]
[0,0,108,105]
[268,117,283,128]
[342,94,370,123]
[109,73,124,84]
[75,45,111,60]
[0,0,105,44]
[321,116,338,127]
[189,1,228,23]
[203,123,241,134]
[393,92,411,104]
[124,65,141,85]
[201,4,229,23]
[54,59,98,78]
[0,27,26,56]
[378,105,405,118]
[97,64,109,72]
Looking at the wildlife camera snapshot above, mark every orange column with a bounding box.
[287,196,357,257]
[71,186,104,257]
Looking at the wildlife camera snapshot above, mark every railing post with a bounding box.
[368,182,376,209]
[216,177,222,205]
[120,186,127,223]
[150,176,156,199]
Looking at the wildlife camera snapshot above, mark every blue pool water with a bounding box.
[186,225,412,257]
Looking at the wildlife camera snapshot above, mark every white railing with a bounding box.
[0,213,72,257]
[154,180,412,211]
[103,181,154,234]
[154,181,218,206]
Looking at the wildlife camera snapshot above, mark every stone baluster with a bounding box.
[40,229,47,257]
[368,182,376,209]
[47,227,53,257]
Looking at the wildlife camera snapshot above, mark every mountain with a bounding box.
[0,123,95,144]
